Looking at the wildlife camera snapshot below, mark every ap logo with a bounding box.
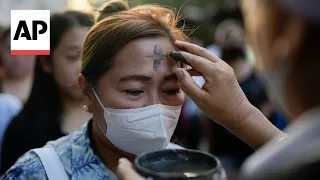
[11,10,50,55]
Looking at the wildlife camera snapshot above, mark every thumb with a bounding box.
[116,158,145,180]
[175,68,206,103]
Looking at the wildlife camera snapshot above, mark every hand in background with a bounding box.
[116,158,145,180]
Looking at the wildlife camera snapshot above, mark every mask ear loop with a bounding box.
[91,87,106,109]
[91,87,109,136]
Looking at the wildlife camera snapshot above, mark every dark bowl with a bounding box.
[134,149,226,180]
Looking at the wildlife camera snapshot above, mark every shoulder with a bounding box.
[43,124,89,174]
[43,133,75,173]
[0,94,23,112]
[2,134,74,180]
[1,151,47,180]
[46,123,85,156]
[241,120,320,180]
[0,94,22,123]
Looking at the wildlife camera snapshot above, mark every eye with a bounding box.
[66,55,79,61]
[124,90,144,96]
[164,89,181,95]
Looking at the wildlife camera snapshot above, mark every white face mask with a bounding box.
[92,88,182,155]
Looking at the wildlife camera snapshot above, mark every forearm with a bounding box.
[222,102,285,149]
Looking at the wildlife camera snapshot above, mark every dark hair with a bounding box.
[221,45,246,63]
[0,26,10,93]
[0,56,2,93]
[81,1,189,89]
[0,27,10,42]
[0,11,93,173]
[95,0,129,23]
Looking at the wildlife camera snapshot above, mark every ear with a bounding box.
[78,73,93,113]
[272,17,305,66]
[40,56,53,74]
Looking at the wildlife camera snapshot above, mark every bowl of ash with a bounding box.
[135,149,227,180]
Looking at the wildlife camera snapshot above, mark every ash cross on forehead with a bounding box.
[147,45,165,70]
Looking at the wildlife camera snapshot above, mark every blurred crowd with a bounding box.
[0,0,290,178]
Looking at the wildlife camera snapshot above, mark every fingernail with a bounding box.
[175,68,184,80]
[175,40,183,44]
[169,51,189,65]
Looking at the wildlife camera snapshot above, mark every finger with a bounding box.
[175,68,206,103]
[187,69,201,76]
[175,40,221,63]
[116,158,145,180]
[178,51,212,75]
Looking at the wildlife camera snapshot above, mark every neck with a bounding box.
[62,94,83,111]
[60,93,92,134]
[230,59,253,83]
[2,73,33,103]
[91,118,136,173]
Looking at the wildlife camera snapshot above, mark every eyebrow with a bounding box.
[118,74,178,83]
[163,74,178,81]
[118,75,152,83]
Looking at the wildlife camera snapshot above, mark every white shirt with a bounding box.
[241,107,320,180]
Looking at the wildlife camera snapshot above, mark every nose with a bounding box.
[76,60,81,73]
[144,92,161,106]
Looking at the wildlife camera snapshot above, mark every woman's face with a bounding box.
[51,27,89,100]
[94,37,185,110]
[0,36,36,78]
[242,1,297,117]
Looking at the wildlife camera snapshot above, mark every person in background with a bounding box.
[0,10,93,174]
[0,28,35,103]
[2,1,191,179]
[221,44,287,129]
[207,19,244,58]
[0,27,23,174]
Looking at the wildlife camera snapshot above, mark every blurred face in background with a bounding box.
[215,19,244,48]
[44,27,89,100]
[0,35,35,78]
[242,0,272,70]
[242,0,290,115]
[242,0,309,118]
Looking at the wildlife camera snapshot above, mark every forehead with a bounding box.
[58,27,89,49]
[110,37,177,76]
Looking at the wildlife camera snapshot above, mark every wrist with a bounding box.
[223,100,281,149]
[223,100,256,131]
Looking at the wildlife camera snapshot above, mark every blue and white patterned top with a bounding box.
[0,94,23,172]
[1,120,117,180]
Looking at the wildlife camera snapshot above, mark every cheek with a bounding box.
[176,93,185,105]
[244,1,276,71]
[163,92,185,106]
[98,87,140,109]
[52,61,81,96]
[53,68,70,87]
